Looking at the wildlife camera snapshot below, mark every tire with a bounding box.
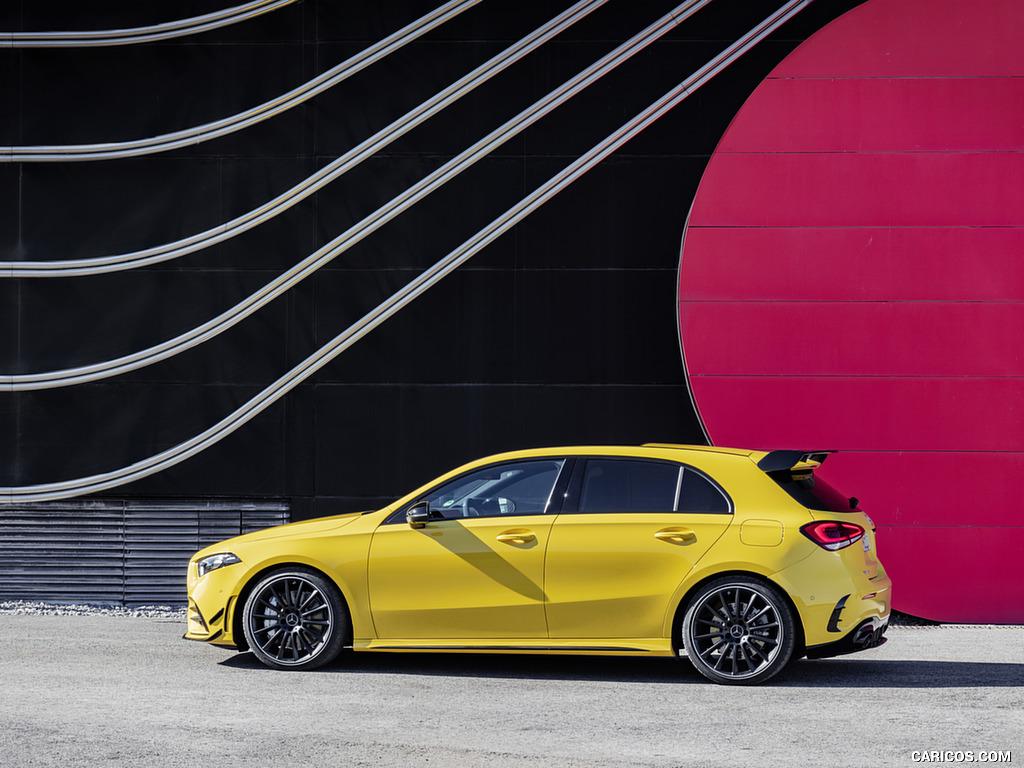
[242,568,349,671]
[681,576,796,685]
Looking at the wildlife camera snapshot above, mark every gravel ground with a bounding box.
[0,600,187,619]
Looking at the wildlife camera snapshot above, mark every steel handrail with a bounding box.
[2,0,708,391]
[0,0,814,501]
[1,0,298,48]
[2,0,593,276]
[1,0,481,160]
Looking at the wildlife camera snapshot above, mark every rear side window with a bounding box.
[677,468,731,513]
[769,471,860,513]
[577,459,730,514]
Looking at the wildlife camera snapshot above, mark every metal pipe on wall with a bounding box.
[1,0,298,48]
[1,0,481,160]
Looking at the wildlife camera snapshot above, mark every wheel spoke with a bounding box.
[277,634,290,658]
[255,595,279,612]
[735,643,753,673]
[298,589,320,612]
[284,580,300,609]
[700,637,728,660]
[712,645,730,671]
[265,627,284,653]
[746,604,772,623]
[718,595,736,622]
[694,630,723,640]
[299,628,321,652]
[739,593,756,621]
[743,640,768,664]
[267,582,288,609]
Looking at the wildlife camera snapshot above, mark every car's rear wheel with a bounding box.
[242,568,348,671]
[681,577,796,685]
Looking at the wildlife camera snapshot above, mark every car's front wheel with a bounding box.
[242,568,348,671]
[681,576,796,685]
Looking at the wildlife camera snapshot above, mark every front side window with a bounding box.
[412,459,566,521]
[577,459,731,514]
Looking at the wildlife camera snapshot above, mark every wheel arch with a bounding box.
[231,561,356,652]
[669,569,806,658]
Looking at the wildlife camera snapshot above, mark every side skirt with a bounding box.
[354,638,676,656]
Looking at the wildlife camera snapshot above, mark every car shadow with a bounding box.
[219,651,1024,688]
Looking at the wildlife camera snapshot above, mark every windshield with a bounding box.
[768,471,860,513]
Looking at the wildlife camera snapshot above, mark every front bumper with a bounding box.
[183,560,246,648]
[183,597,236,647]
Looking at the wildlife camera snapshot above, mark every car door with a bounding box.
[544,457,733,639]
[367,458,568,640]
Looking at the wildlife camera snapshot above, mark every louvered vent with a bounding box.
[0,499,289,606]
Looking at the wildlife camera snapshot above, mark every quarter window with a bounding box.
[577,459,730,514]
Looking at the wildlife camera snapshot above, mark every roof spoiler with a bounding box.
[756,450,835,473]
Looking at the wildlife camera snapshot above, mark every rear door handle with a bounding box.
[654,528,695,542]
[496,531,536,545]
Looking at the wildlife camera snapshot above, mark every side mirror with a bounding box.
[407,502,431,529]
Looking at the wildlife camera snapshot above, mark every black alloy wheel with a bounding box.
[242,568,348,671]
[682,576,796,685]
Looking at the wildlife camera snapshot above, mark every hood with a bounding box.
[191,511,366,560]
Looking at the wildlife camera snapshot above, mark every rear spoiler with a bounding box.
[756,450,835,473]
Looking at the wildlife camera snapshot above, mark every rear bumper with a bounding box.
[806,615,889,659]
[771,543,892,648]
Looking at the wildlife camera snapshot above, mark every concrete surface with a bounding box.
[1,614,1021,767]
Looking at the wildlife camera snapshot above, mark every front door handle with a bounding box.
[654,528,695,542]
[496,531,536,545]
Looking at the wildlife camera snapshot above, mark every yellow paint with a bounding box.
[185,444,891,659]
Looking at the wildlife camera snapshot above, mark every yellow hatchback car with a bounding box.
[185,444,891,684]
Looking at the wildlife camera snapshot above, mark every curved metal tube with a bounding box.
[2,0,592,276]
[1,0,481,160]
[0,0,816,502]
[1,0,298,48]
[2,0,704,392]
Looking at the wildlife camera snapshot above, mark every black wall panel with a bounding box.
[0,0,867,519]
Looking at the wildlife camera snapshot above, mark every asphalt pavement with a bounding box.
[1,613,1021,767]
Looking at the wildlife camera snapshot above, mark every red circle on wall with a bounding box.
[679,0,1024,622]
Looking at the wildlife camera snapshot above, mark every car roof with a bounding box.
[472,444,766,463]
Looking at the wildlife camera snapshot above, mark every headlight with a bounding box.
[196,552,242,579]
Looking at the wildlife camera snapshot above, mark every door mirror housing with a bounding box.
[407,502,431,529]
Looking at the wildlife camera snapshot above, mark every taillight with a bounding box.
[801,521,865,551]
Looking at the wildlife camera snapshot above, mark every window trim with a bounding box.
[561,456,733,516]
